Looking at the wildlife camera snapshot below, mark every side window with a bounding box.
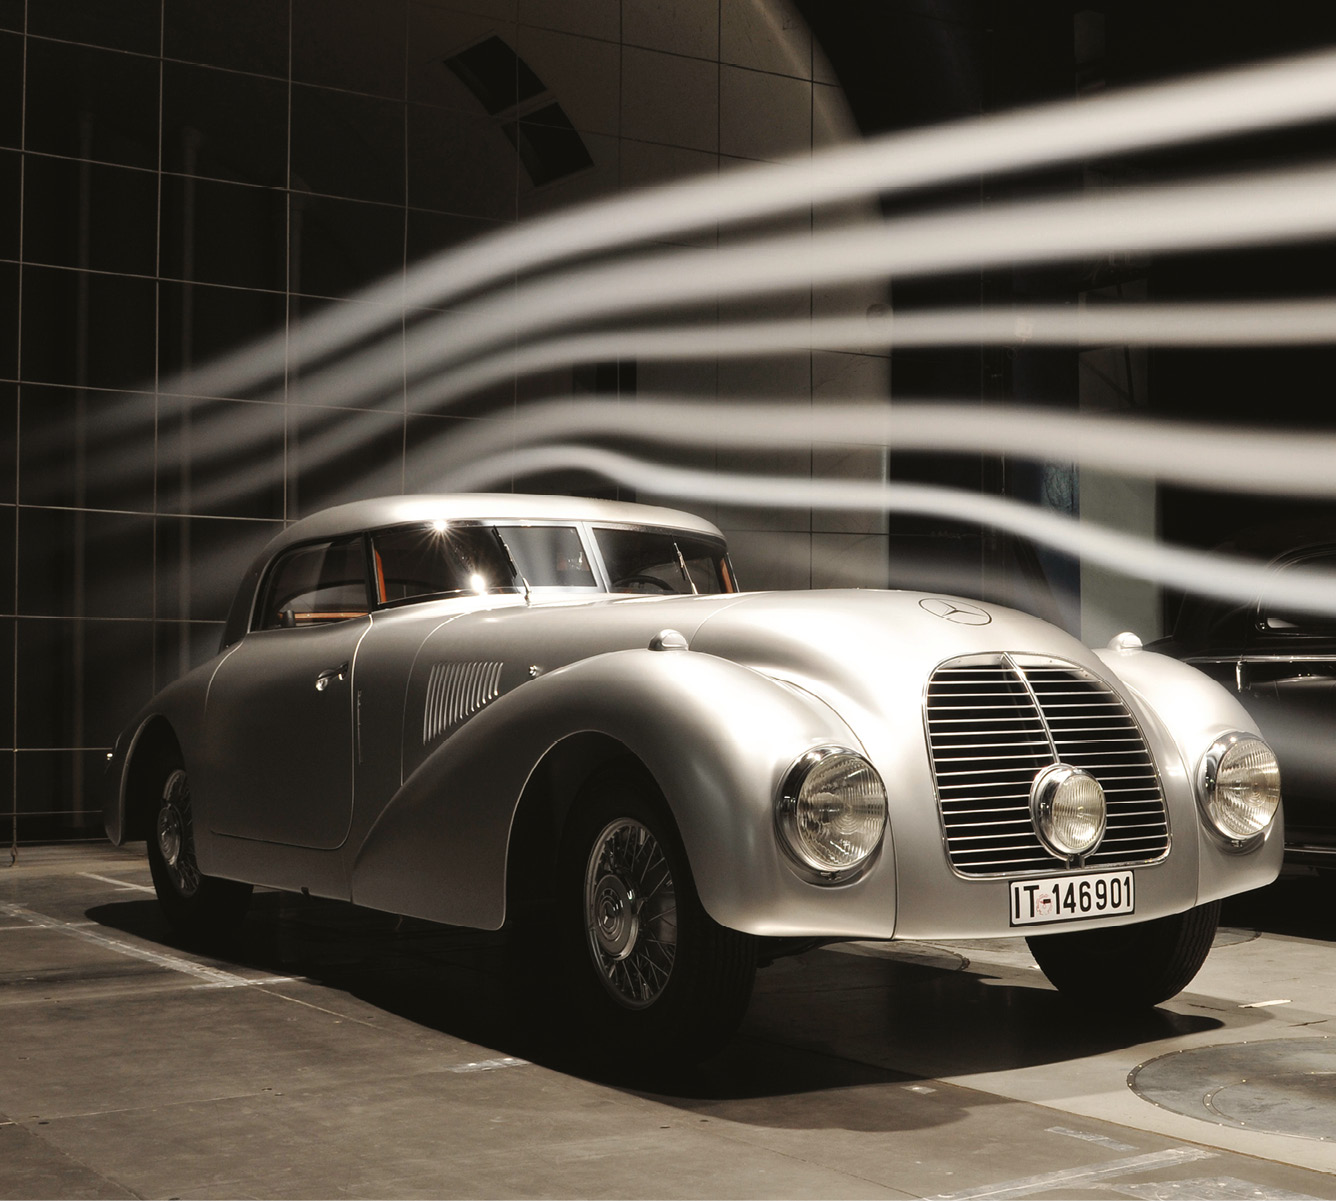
[1257,551,1336,637]
[255,537,369,630]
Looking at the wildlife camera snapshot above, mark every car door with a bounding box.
[204,535,370,849]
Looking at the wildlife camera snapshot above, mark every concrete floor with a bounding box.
[2,843,1335,1200]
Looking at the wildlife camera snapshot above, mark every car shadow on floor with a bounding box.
[86,888,1245,1126]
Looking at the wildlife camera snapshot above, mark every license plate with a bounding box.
[1009,870,1135,927]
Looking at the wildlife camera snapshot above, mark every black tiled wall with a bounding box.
[4,0,861,842]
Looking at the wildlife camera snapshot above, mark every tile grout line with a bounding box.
[77,870,156,893]
[931,1147,1218,1200]
[0,898,258,987]
[10,0,28,864]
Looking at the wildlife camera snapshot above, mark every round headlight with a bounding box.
[1199,732,1280,844]
[1030,764,1106,858]
[776,747,887,881]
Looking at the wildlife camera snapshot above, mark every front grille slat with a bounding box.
[926,653,1170,877]
[932,747,1045,760]
[938,765,1050,781]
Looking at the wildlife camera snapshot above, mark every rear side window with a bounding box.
[255,537,369,629]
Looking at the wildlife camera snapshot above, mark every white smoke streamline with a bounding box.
[139,45,1336,616]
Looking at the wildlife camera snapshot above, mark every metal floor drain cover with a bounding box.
[1130,1037,1336,1141]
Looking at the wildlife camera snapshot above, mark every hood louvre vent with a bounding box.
[423,661,503,745]
[925,654,1170,877]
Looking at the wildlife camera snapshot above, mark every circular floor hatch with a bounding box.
[1130,1037,1336,1141]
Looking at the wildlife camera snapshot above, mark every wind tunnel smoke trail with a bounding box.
[423,398,1336,501]
[73,43,1336,601]
[440,443,1336,619]
[85,47,1336,459]
[405,300,1336,414]
[300,160,1336,413]
[68,290,1336,509]
[176,292,1336,512]
[172,45,1336,402]
[743,537,1069,625]
[70,291,1336,465]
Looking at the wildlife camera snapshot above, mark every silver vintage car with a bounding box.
[105,494,1283,1058]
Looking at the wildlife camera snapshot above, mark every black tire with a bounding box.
[1026,900,1221,1008]
[556,766,758,1063]
[146,762,253,941]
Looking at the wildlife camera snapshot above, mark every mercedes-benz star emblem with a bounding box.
[919,597,992,626]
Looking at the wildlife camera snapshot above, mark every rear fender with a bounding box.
[350,648,895,934]
[103,670,212,846]
[103,710,160,846]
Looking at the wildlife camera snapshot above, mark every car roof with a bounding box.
[270,493,726,555]
[221,494,728,650]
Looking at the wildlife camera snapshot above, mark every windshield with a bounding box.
[370,523,595,605]
[501,525,597,588]
[594,527,734,595]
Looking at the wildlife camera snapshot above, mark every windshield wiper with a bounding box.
[493,528,532,604]
[673,542,699,595]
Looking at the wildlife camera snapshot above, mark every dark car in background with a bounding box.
[1154,525,1336,867]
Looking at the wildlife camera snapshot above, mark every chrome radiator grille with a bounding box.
[925,654,1170,876]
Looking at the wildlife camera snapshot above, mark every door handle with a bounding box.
[315,662,349,692]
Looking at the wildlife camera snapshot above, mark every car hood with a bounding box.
[398,587,1104,702]
[687,589,1105,709]
[384,587,1124,795]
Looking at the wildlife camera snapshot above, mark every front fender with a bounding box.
[1096,646,1284,902]
[350,648,899,936]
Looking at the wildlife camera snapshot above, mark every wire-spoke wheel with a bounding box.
[558,766,758,1064]
[584,817,678,1009]
[146,758,253,941]
[155,770,201,900]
